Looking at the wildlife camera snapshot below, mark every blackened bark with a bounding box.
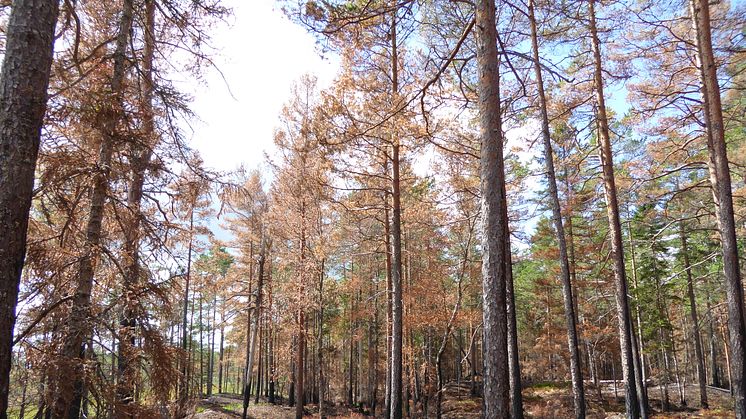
[475,0,510,417]
[588,1,640,417]
[0,1,59,416]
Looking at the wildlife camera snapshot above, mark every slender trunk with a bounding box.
[588,1,639,416]
[680,222,708,408]
[627,219,650,416]
[219,303,225,394]
[505,251,523,418]
[295,311,305,419]
[180,211,194,402]
[690,0,746,415]
[244,239,267,416]
[436,226,470,418]
[242,243,257,419]
[296,218,307,419]
[469,322,478,397]
[368,298,376,414]
[53,1,133,416]
[254,315,263,403]
[269,317,276,404]
[0,0,59,414]
[18,362,28,419]
[384,197,393,418]
[116,0,155,410]
[348,283,355,407]
[388,4,404,418]
[317,262,325,417]
[199,290,204,394]
[476,1,510,417]
[207,295,216,396]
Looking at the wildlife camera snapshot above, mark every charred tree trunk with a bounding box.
[0,1,59,414]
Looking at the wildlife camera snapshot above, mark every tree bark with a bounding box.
[52,0,133,415]
[690,0,746,415]
[0,1,59,413]
[388,3,404,418]
[244,238,267,417]
[116,0,155,409]
[219,302,225,394]
[526,11,587,402]
[295,310,305,419]
[241,242,258,419]
[680,222,708,408]
[475,1,510,417]
[588,1,640,417]
[180,210,195,403]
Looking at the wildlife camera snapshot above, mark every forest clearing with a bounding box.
[0,0,745,418]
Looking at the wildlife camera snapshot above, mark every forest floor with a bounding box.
[191,381,735,418]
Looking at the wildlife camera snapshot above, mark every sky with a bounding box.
[185,0,338,174]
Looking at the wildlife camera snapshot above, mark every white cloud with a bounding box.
[187,0,338,173]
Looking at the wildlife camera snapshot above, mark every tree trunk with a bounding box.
[318,261,325,418]
[588,1,640,416]
[690,0,746,415]
[207,295,216,396]
[219,303,225,394]
[295,311,305,419]
[384,195,393,418]
[0,1,59,415]
[116,0,155,410]
[52,1,134,415]
[680,222,708,408]
[436,225,470,418]
[181,211,195,402]
[388,3,404,418]
[627,218,650,416]
[475,1,510,417]
[506,250,524,418]
[269,318,276,404]
[244,238,267,417]
[528,4,585,410]
[254,315,264,403]
[242,242,258,419]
